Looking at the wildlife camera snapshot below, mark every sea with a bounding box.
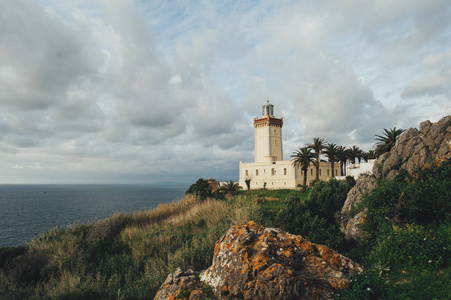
[0,184,186,248]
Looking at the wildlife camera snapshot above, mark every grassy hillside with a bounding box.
[0,159,450,299]
[0,189,300,299]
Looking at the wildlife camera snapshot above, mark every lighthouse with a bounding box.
[253,100,283,163]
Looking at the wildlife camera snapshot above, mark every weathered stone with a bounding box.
[340,210,367,240]
[341,115,451,240]
[200,221,362,300]
[338,174,376,240]
[340,174,376,214]
[378,115,451,179]
[419,120,432,134]
[154,267,210,300]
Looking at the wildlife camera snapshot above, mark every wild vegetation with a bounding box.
[0,194,262,299]
[1,126,449,299]
[337,157,451,299]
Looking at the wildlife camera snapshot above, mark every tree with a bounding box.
[291,146,315,192]
[185,178,212,200]
[308,138,325,180]
[357,148,363,163]
[219,180,242,196]
[336,145,348,176]
[347,145,361,165]
[323,143,338,178]
[362,150,376,162]
[244,179,251,191]
[374,127,405,157]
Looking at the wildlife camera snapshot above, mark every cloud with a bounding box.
[0,0,449,183]
[402,50,451,98]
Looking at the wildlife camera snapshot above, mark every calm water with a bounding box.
[0,184,186,248]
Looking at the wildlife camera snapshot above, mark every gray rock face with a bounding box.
[338,174,376,240]
[373,115,451,180]
[339,115,451,240]
[154,267,209,300]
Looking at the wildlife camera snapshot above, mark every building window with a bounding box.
[327,169,329,176]
[271,168,276,175]
[256,169,259,176]
[284,168,287,175]
[311,169,313,176]
[245,170,248,176]
[335,170,338,176]
[274,129,276,134]
[320,169,322,176]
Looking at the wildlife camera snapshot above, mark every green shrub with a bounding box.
[185,178,212,200]
[367,223,450,271]
[335,273,387,300]
[307,179,351,224]
[0,246,27,269]
[8,250,48,285]
[360,157,451,239]
[342,158,451,299]
[345,176,356,188]
[277,179,352,252]
[400,159,451,225]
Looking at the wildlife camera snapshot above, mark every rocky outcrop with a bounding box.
[201,222,362,299]
[154,267,211,300]
[373,115,451,180]
[155,222,362,300]
[339,115,451,239]
[338,174,376,239]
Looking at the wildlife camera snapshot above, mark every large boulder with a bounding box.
[200,221,362,300]
[373,115,451,180]
[155,222,362,300]
[340,115,451,239]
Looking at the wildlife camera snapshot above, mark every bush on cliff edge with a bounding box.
[338,157,451,299]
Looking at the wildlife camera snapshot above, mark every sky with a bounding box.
[0,0,450,184]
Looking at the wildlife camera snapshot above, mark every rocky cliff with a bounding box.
[155,221,362,300]
[340,115,451,239]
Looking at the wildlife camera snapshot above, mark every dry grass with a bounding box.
[2,193,263,299]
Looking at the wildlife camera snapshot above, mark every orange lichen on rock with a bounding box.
[199,222,363,299]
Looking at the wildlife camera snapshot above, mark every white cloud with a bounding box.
[0,0,449,184]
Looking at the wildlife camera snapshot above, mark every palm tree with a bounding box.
[291,146,315,192]
[362,150,376,162]
[374,127,405,157]
[357,148,363,163]
[336,145,348,176]
[308,137,325,180]
[347,145,361,165]
[323,143,338,178]
[219,180,242,196]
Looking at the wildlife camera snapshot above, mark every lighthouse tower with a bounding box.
[253,100,283,162]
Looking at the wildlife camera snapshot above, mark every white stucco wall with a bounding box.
[239,160,340,189]
[346,159,375,178]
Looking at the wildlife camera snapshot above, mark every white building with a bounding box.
[346,160,375,178]
[239,101,339,189]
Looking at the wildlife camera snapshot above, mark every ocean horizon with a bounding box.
[0,184,187,248]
